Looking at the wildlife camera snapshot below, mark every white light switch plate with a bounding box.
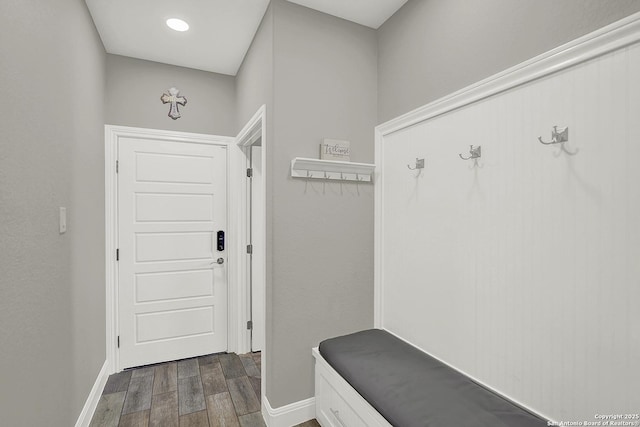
[59,207,67,234]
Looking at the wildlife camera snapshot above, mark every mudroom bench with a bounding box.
[313,329,547,427]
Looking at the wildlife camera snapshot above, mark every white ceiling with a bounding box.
[287,0,407,29]
[85,0,407,76]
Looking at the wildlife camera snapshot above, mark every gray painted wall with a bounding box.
[236,4,274,130]
[0,0,106,425]
[106,54,237,136]
[377,0,640,123]
[267,0,377,408]
[235,2,275,397]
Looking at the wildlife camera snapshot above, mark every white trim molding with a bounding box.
[237,105,266,148]
[105,126,118,372]
[235,105,268,413]
[373,127,385,329]
[374,11,640,328]
[104,125,238,373]
[234,105,267,356]
[376,11,640,138]
[263,396,316,427]
[74,361,110,427]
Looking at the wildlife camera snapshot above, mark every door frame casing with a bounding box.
[104,125,240,373]
[235,105,267,407]
[235,105,266,354]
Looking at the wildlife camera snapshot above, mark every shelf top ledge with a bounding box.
[291,157,375,173]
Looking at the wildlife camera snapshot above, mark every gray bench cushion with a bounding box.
[319,329,546,427]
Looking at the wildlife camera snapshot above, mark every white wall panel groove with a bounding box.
[375,14,640,423]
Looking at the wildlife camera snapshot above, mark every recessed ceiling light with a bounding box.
[166,18,189,32]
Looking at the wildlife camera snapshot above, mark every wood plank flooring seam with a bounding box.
[89,352,323,427]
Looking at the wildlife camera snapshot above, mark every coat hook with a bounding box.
[407,158,425,170]
[538,126,577,155]
[459,145,481,160]
[538,126,568,145]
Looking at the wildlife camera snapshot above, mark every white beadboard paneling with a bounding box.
[626,43,640,413]
[376,19,640,422]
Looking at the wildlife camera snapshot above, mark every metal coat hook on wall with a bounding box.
[459,145,481,161]
[538,126,577,155]
[538,125,568,145]
[407,158,425,171]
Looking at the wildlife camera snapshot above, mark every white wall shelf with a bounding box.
[290,157,375,182]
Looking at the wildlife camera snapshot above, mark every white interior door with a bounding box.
[118,137,228,369]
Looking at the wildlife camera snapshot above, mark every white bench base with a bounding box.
[313,347,392,427]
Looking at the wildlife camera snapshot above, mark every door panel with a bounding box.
[135,152,214,183]
[118,137,227,369]
[135,232,213,262]
[135,193,214,222]
[136,306,214,343]
[135,270,213,303]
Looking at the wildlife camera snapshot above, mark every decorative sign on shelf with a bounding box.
[320,138,350,161]
[160,87,187,120]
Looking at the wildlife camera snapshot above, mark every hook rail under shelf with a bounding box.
[290,157,375,183]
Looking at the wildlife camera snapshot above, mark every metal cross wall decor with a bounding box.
[160,87,187,120]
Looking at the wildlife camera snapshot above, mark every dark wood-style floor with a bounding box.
[90,352,321,427]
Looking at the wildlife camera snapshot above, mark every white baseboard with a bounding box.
[74,361,315,427]
[263,395,316,427]
[75,360,110,427]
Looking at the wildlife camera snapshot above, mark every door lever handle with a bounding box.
[211,257,224,265]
